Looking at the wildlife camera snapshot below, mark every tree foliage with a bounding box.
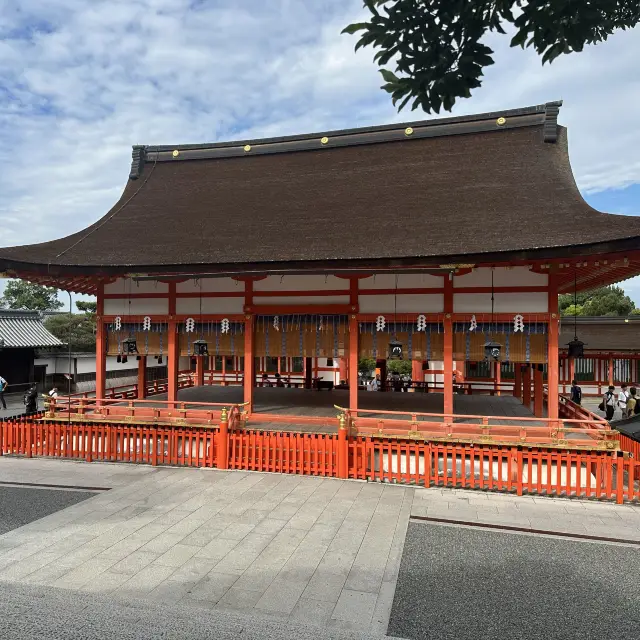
[559,286,637,317]
[358,357,377,376]
[0,279,64,311]
[342,1,640,113]
[75,300,97,314]
[44,313,96,352]
[387,359,413,375]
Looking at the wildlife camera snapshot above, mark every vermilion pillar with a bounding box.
[443,275,454,417]
[137,356,147,399]
[608,356,614,386]
[494,360,501,396]
[411,360,423,385]
[547,276,560,421]
[339,358,348,385]
[533,364,544,417]
[195,356,205,386]
[513,363,522,399]
[349,315,358,412]
[95,286,106,403]
[568,357,575,387]
[244,315,255,413]
[522,365,531,409]
[167,321,179,406]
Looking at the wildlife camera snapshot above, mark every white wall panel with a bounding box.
[359,273,443,289]
[254,275,349,291]
[176,278,243,293]
[176,297,243,314]
[253,296,349,306]
[359,294,444,313]
[454,267,547,288]
[453,292,548,313]
[104,278,168,294]
[104,298,169,315]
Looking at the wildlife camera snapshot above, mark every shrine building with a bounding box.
[2,101,640,427]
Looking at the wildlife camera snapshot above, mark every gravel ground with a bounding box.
[0,581,399,640]
[388,521,640,640]
[0,486,96,535]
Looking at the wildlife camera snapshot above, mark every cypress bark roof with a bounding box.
[1,101,639,285]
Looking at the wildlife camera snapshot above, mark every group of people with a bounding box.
[570,379,639,421]
[0,375,59,414]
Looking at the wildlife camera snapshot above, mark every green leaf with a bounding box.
[379,68,400,84]
[341,22,369,35]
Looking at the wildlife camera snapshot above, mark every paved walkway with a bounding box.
[0,458,411,635]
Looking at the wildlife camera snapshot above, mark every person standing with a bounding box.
[0,374,7,410]
[570,379,582,405]
[618,383,630,418]
[626,388,637,419]
[602,385,616,421]
[23,383,38,415]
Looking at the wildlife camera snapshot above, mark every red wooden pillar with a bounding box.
[608,355,614,386]
[411,360,423,385]
[195,356,205,386]
[533,365,544,417]
[339,358,348,385]
[137,356,147,399]
[443,275,454,417]
[522,365,532,409]
[568,357,575,387]
[349,315,358,412]
[244,315,255,414]
[494,361,501,396]
[547,275,560,421]
[513,363,522,399]
[167,321,179,406]
[95,285,106,404]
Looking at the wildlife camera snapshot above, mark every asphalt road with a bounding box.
[0,486,96,535]
[0,581,396,640]
[388,521,640,640]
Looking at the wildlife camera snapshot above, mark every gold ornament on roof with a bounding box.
[244,144,251,152]
[172,150,180,157]
[496,117,506,126]
[405,127,414,136]
[321,136,329,145]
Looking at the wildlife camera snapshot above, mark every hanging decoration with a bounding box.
[273,316,280,331]
[221,318,230,334]
[416,315,426,331]
[185,318,195,333]
[484,268,502,361]
[318,317,324,331]
[469,315,477,332]
[567,269,585,358]
[376,315,386,331]
[142,316,151,331]
[193,279,209,356]
[388,275,403,360]
[513,314,524,333]
[114,316,122,331]
[122,334,139,355]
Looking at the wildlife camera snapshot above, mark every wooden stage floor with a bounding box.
[148,386,543,433]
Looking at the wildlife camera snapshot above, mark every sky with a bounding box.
[0,0,639,311]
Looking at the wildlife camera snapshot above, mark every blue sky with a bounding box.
[0,0,638,309]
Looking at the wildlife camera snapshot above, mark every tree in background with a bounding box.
[44,314,96,352]
[559,286,638,317]
[358,357,377,378]
[343,1,639,113]
[0,279,63,311]
[75,300,97,314]
[387,359,412,375]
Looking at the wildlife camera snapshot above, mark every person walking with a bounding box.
[0,374,7,410]
[23,383,38,415]
[626,388,637,419]
[601,385,616,421]
[618,383,630,418]
[570,379,582,405]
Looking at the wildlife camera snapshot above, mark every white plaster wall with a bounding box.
[254,275,348,291]
[253,296,349,306]
[176,278,243,293]
[359,294,444,313]
[176,298,243,314]
[359,273,443,289]
[104,298,169,315]
[104,278,168,294]
[454,267,547,288]
[453,292,548,313]
[34,357,56,373]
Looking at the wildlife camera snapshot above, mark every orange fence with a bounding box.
[1,412,639,503]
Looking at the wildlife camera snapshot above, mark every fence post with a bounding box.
[616,453,624,504]
[152,427,158,466]
[26,420,32,458]
[516,450,523,496]
[217,407,229,469]
[337,413,348,479]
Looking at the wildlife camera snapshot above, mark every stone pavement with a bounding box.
[0,458,411,635]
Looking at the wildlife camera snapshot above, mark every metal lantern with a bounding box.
[422,360,429,371]
[484,340,502,361]
[388,339,403,360]
[567,337,585,359]
[193,339,209,357]
[122,335,139,354]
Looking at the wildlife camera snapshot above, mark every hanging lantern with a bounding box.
[388,339,403,360]
[193,339,209,356]
[121,355,128,364]
[484,340,502,361]
[567,337,585,358]
[122,335,139,354]
[422,360,429,371]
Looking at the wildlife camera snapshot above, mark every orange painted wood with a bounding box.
[533,366,544,417]
[244,315,255,413]
[167,320,179,403]
[96,285,106,403]
[195,356,205,386]
[138,356,147,399]
[547,275,560,421]
[443,275,454,417]
[349,315,358,412]
[513,364,522,399]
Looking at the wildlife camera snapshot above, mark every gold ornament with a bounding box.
[321,136,329,145]
[405,127,414,136]
[172,150,180,157]
[496,117,506,126]
[244,144,251,152]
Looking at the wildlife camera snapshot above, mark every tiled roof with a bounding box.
[0,310,63,348]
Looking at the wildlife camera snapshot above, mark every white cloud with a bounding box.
[0,0,638,299]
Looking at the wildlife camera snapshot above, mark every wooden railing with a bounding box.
[1,413,638,503]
